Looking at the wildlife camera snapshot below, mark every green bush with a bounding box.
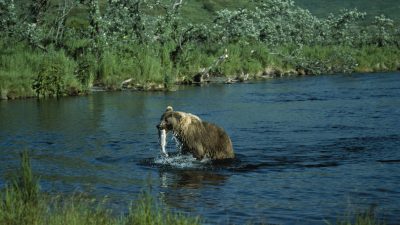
[76,53,97,89]
[293,45,357,74]
[32,49,82,97]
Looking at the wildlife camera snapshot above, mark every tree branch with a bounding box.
[172,0,183,10]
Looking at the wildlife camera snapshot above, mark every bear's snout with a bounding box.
[156,122,166,131]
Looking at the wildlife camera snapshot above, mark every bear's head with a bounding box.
[156,106,179,133]
[156,106,201,133]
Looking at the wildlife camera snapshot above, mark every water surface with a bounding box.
[1,73,400,224]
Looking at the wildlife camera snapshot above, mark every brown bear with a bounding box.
[156,106,235,160]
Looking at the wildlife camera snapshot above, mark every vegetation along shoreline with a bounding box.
[1,0,400,100]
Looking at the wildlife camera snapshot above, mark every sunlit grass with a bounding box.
[354,46,400,73]
[0,42,39,99]
[0,42,85,99]
[1,38,400,100]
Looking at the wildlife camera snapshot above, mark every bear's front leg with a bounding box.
[191,143,205,160]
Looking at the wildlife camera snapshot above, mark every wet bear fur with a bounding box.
[157,106,235,160]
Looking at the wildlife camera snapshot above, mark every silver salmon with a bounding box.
[158,129,168,157]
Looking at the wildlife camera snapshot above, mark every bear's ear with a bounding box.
[165,106,173,112]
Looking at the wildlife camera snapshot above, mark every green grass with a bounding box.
[0,41,40,99]
[329,207,386,225]
[0,151,200,225]
[354,46,400,72]
[98,44,175,90]
[0,42,85,99]
[2,41,399,99]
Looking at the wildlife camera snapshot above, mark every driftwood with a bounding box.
[121,78,133,87]
[225,72,249,84]
[120,49,230,88]
[193,49,229,83]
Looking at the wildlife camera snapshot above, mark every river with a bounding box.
[1,72,400,224]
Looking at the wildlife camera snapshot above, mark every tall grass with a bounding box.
[1,38,399,99]
[98,44,175,90]
[0,151,200,225]
[0,151,40,225]
[99,50,134,90]
[0,42,85,99]
[354,46,400,72]
[329,207,386,225]
[0,42,40,99]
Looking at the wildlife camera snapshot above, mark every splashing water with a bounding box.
[153,154,210,169]
[154,132,210,169]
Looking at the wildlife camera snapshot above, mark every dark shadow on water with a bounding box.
[157,168,229,211]
[158,169,228,189]
[225,155,340,172]
[138,152,341,175]
[96,155,138,163]
[377,159,400,164]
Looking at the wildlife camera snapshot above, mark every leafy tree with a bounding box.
[28,0,50,24]
[255,0,319,45]
[323,9,366,45]
[212,8,260,44]
[103,0,146,47]
[370,15,395,47]
[0,0,18,38]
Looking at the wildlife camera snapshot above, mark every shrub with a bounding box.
[32,49,82,97]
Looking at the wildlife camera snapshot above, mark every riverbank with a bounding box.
[1,43,399,100]
[2,0,400,100]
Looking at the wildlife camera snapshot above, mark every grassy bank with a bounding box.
[1,42,399,100]
[1,0,400,100]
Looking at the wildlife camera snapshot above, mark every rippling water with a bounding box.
[1,73,400,224]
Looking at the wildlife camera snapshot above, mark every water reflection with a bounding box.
[158,169,228,211]
[159,169,227,189]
